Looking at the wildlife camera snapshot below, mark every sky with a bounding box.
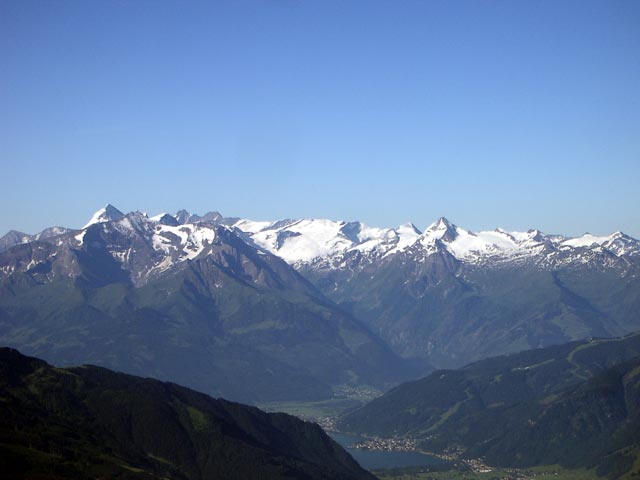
[2,0,639,238]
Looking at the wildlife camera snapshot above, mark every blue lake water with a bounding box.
[329,432,444,470]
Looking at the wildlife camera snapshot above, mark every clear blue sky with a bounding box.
[2,0,639,237]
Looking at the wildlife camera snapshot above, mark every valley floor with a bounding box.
[257,384,382,422]
[373,464,600,480]
[256,399,609,480]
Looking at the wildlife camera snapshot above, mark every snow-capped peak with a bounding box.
[78,211,223,283]
[83,204,124,229]
[420,217,459,244]
[412,219,552,262]
[236,218,353,264]
[384,223,422,254]
[560,231,638,257]
[398,222,422,235]
[560,231,634,248]
[229,218,426,266]
[560,233,611,248]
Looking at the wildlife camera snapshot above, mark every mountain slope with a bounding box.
[0,210,408,403]
[0,347,376,480]
[338,332,640,477]
[313,253,640,368]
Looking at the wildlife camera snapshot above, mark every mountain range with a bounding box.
[1,205,639,401]
[0,206,406,402]
[234,213,640,367]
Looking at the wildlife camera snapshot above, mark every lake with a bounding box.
[329,432,444,470]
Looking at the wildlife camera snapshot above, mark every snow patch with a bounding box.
[152,224,216,260]
[561,234,612,248]
[74,230,86,245]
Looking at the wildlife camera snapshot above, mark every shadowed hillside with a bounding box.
[339,332,640,479]
[0,347,375,480]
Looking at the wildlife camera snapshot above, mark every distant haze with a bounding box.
[2,1,639,238]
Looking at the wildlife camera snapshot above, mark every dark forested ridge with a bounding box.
[0,347,375,480]
[339,332,640,478]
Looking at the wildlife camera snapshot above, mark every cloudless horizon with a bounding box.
[2,1,639,238]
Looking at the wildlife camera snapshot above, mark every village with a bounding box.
[351,436,418,452]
